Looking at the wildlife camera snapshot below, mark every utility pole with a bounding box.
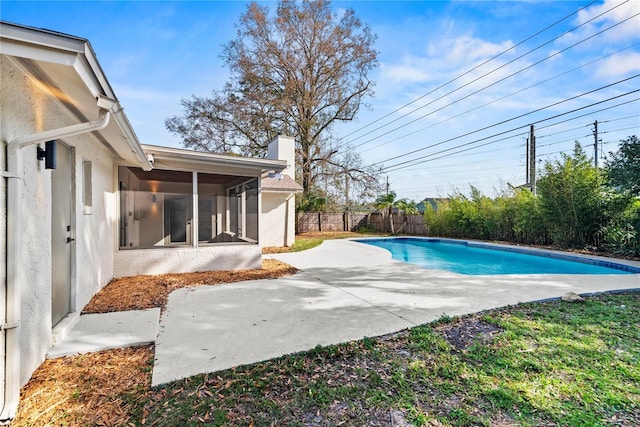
[526,136,529,187]
[344,167,350,210]
[593,120,599,168]
[386,175,389,196]
[344,167,350,231]
[528,124,536,195]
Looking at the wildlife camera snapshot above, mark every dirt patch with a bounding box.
[436,317,503,352]
[83,259,298,314]
[261,246,293,254]
[296,231,366,239]
[12,345,153,427]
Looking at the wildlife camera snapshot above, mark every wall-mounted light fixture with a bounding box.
[152,194,157,203]
[37,140,57,169]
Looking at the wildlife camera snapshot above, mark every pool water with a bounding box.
[358,238,639,275]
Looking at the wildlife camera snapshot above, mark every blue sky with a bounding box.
[2,0,639,200]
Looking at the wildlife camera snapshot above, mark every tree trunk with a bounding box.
[302,143,312,198]
[389,207,395,235]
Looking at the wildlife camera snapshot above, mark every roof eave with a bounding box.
[262,188,303,193]
[0,21,152,171]
[142,144,287,173]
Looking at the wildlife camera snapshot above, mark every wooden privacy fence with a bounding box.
[367,212,428,235]
[296,212,429,235]
[296,212,369,233]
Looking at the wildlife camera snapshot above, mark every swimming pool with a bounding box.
[357,238,640,275]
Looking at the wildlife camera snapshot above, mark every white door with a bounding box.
[51,143,73,326]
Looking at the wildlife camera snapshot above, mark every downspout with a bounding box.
[0,99,112,424]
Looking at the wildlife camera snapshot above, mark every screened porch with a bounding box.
[118,166,259,249]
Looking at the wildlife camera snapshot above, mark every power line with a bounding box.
[599,114,640,124]
[334,0,600,145]
[390,121,637,195]
[534,98,640,132]
[385,105,639,175]
[390,143,528,173]
[392,126,637,197]
[355,9,639,152]
[385,100,638,178]
[340,0,633,150]
[381,96,640,175]
[396,119,637,177]
[359,42,640,155]
[374,77,639,171]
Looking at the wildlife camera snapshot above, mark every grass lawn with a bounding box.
[262,230,388,253]
[16,291,639,426]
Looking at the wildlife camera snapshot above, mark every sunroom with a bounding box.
[113,144,289,277]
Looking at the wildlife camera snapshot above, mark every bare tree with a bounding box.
[166,0,379,200]
[315,143,382,209]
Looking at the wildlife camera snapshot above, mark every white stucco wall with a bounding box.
[267,135,295,177]
[261,192,295,247]
[263,135,298,247]
[1,57,117,386]
[113,245,262,277]
[72,134,117,310]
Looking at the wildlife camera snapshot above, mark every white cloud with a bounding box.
[447,35,514,63]
[381,34,515,85]
[595,51,640,78]
[380,61,434,83]
[566,0,640,45]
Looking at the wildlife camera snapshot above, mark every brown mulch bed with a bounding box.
[261,246,294,254]
[13,345,154,427]
[83,258,298,314]
[15,259,298,426]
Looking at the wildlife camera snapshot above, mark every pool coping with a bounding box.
[354,236,640,274]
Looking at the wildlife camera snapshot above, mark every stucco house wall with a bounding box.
[113,245,262,278]
[70,132,117,312]
[261,192,296,247]
[261,135,301,247]
[1,56,118,385]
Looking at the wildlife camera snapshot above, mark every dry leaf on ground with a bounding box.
[83,258,297,313]
[13,346,154,427]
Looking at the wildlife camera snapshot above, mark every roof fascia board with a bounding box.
[110,105,152,171]
[72,54,107,99]
[81,42,117,99]
[150,157,285,176]
[0,22,86,53]
[262,188,303,193]
[0,38,78,67]
[143,145,287,172]
[1,21,151,170]
[1,22,113,102]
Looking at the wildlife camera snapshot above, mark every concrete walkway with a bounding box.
[47,308,160,358]
[50,239,640,386]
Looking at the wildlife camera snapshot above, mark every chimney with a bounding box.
[267,135,295,178]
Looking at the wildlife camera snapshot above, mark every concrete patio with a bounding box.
[50,239,640,386]
[152,239,640,384]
